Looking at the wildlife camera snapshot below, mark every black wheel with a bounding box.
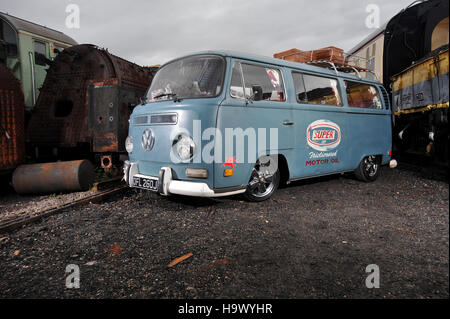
[244,158,280,202]
[355,155,380,182]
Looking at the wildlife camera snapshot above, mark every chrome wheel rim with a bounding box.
[247,161,275,198]
[364,156,378,177]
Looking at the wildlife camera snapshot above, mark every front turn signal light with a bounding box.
[224,169,233,177]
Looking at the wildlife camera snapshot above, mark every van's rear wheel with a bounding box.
[244,159,280,202]
[355,155,380,182]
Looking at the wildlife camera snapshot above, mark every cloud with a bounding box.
[1,0,414,65]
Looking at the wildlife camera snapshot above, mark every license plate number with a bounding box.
[132,176,159,191]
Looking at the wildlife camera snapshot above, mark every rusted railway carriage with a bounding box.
[26,44,157,172]
[0,63,25,174]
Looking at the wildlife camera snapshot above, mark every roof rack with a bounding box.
[306,60,339,75]
[306,60,380,82]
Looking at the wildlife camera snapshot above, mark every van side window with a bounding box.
[345,81,383,109]
[230,62,285,102]
[292,72,342,106]
[292,72,307,103]
[243,63,285,101]
[230,62,245,99]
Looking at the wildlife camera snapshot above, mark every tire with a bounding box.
[355,155,380,182]
[244,159,280,202]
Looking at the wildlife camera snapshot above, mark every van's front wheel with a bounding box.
[244,159,280,202]
[355,155,380,182]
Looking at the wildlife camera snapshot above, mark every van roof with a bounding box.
[167,50,381,85]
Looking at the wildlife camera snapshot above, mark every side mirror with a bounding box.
[251,85,263,101]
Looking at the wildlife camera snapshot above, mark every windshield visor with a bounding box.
[147,55,225,102]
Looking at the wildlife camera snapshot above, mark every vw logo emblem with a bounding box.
[141,128,155,152]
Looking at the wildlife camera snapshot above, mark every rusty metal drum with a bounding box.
[12,159,94,194]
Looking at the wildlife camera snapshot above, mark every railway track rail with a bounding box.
[0,178,128,233]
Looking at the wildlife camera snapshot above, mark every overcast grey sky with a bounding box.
[1,0,413,66]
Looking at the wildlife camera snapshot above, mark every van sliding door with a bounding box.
[291,72,348,178]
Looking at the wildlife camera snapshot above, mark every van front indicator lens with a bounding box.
[224,169,233,177]
[125,136,133,153]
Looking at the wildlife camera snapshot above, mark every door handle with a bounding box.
[283,120,294,126]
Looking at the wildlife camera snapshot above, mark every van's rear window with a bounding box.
[345,81,383,109]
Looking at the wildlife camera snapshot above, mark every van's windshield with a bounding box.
[147,55,225,102]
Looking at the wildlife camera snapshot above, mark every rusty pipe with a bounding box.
[12,160,94,194]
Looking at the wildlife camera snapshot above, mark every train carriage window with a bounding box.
[34,41,47,66]
[345,81,383,109]
[235,63,285,102]
[53,45,65,55]
[292,72,342,106]
[0,20,18,57]
[366,47,370,68]
[431,17,449,51]
[370,43,376,71]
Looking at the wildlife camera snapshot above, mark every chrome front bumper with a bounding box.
[123,161,245,198]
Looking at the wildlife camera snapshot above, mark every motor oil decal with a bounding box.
[306,120,341,152]
[305,157,340,166]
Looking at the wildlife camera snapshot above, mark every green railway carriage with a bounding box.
[0,12,77,111]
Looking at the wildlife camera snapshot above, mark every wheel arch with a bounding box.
[277,153,290,185]
[245,152,290,183]
[356,153,383,168]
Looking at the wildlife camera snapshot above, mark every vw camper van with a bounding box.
[123,51,396,201]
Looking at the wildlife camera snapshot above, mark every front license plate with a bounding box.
[132,176,159,192]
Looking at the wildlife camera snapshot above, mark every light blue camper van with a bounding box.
[123,51,396,201]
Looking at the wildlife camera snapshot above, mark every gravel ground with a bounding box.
[0,167,448,299]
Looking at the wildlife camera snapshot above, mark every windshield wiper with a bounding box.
[153,93,182,102]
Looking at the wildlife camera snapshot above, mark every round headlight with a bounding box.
[125,136,133,153]
[176,135,195,161]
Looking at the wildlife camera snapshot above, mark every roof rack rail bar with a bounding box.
[365,70,379,82]
[306,60,339,75]
[307,60,381,82]
[347,66,362,79]
[355,69,380,82]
